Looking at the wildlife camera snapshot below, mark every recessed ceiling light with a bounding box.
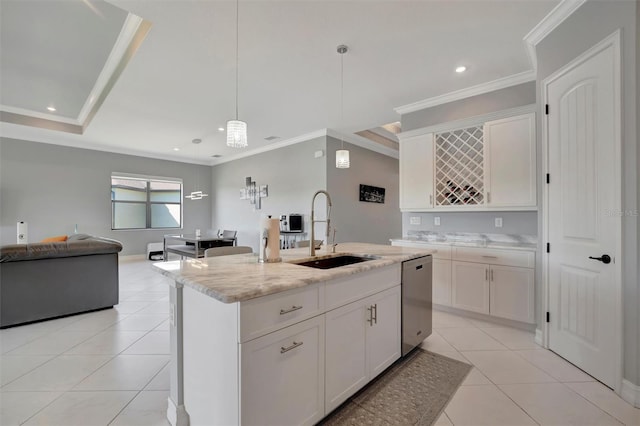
[455,66,467,73]
[173,148,180,151]
[47,106,56,112]
[218,127,225,132]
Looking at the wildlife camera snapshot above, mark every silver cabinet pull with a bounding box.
[280,341,303,354]
[487,191,491,203]
[490,269,494,281]
[429,194,433,206]
[367,306,373,326]
[280,305,303,315]
[485,269,489,281]
[372,304,378,325]
[482,255,498,259]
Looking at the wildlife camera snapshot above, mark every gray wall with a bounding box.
[0,138,212,255]
[402,211,537,235]
[326,137,401,245]
[210,137,327,253]
[536,0,638,387]
[402,81,536,132]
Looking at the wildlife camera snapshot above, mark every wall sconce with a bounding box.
[240,176,268,210]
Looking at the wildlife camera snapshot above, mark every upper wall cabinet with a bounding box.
[484,113,536,208]
[399,111,536,212]
[399,133,434,210]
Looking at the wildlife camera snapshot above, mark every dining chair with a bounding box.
[204,246,253,257]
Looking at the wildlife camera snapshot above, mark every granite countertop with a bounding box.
[390,232,537,251]
[152,242,434,304]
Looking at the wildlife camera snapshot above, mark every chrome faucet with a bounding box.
[310,190,332,256]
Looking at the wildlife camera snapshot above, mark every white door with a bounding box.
[546,34,620,389]
[399,133,434,209]
[451,261,490,314]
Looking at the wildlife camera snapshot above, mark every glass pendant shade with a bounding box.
[226,120,248,148]
[336,149,350,168]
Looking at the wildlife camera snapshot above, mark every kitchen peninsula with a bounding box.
[153,242,433,426]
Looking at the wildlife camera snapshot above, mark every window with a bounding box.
[111,175,182,230]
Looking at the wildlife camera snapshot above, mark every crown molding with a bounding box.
[0,105,81,126]
[78,13,148,126]
[326,129,399,159]
[397,104,536,141]
[210,129,328,165]
[523,0,588,50]
[394,70,535,116]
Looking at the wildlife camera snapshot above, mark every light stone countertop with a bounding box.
[152,242,434,303]
[391,232,537,251]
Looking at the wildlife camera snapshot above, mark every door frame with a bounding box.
[541,29,623,393]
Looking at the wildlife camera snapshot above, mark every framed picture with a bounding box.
[359,184,385,204]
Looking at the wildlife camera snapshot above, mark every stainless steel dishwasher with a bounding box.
[402,255,433,356]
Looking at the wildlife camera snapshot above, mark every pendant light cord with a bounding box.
[235,0,239,120]
[340,48,344,149]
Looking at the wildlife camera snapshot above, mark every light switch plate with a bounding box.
[410,216,421,225]
[495,217,503,228]
[434,217,441,226]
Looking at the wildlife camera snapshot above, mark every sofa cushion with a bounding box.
[41,235,68,243]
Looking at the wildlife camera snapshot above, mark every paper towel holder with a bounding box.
[259,215,282,263]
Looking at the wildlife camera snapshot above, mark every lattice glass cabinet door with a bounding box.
[435,125,485,206]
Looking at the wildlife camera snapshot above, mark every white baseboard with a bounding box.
[621,379,640,408]
[167,397,190,426]
[535,328,543,346]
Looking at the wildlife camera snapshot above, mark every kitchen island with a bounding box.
[153,242,433,426]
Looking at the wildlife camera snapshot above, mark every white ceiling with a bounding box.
[0,0,559,165]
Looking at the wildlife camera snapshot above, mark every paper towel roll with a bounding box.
[259,216,281,262]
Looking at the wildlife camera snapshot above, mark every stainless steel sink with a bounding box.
[291,254,379,269]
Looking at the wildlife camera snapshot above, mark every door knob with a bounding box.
[588,254,612,264]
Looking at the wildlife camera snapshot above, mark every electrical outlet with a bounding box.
[434,217,441,226]
[495,217,503,228]
[409,216,421,225]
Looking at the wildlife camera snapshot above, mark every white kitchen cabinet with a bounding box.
[489,265,535,323]
[484,113,536,208]
[325,286,401,413]
[452,261,490,314]
[432,258,452,306]
[241,315,325,426]
[399,133,434,210]
[398,110,536,212]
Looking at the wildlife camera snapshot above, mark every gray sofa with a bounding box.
[0,235,123,328]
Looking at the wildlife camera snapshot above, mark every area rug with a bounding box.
[320,349,472,425]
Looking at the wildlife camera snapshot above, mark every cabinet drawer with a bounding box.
[239,283,324,343]
[452,247,534,268]
[325,265,400,311]
[391,241,451,259]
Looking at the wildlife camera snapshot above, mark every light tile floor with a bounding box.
[1,258,638,425]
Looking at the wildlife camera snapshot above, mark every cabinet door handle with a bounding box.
[280,305,303,315]
[367,306,373,326]
[429,194,433,206]
[482,255,498,259]
[280,341,303,354]
[485,269,488,281]
[487,191,491,203]
[373,304,377,325]
[491,269,494,281]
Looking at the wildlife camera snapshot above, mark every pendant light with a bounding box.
[185,139,209,200]
[336,44,350,168]
[227,0,247,148]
